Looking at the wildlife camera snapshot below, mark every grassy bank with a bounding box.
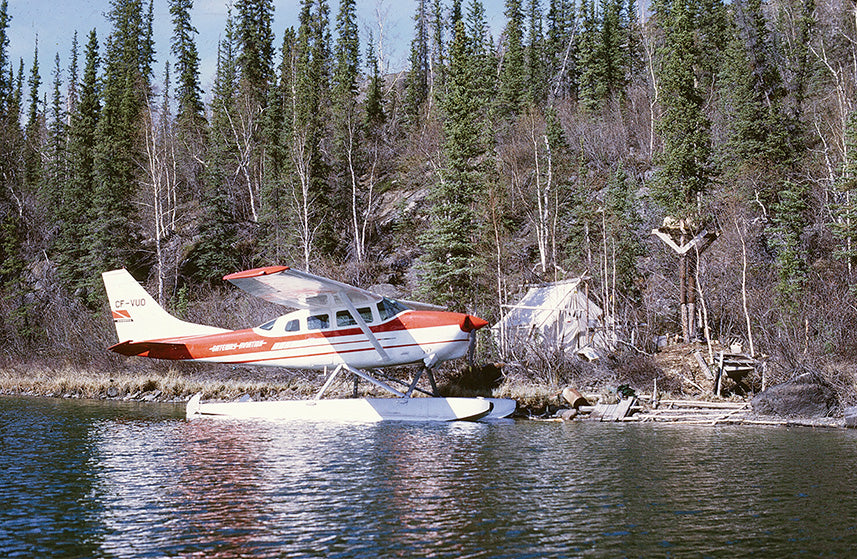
[0,362,577,415]
[0,365,318,402]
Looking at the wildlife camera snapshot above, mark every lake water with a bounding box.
[3,395,857,558]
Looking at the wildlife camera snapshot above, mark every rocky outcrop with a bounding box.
[751,373,838,418]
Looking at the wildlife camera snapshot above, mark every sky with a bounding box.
[7,0,508,102]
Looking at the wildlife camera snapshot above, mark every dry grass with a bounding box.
[0,365,327,402]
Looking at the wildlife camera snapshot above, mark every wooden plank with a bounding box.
[589,403,608,421]
[612,398,635,421]
[602,403,618,421]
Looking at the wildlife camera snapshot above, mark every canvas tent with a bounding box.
[493,278,612,358]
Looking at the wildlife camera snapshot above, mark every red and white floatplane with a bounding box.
[102,266,515,422]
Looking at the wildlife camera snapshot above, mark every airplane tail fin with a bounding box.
[101,269,228,343]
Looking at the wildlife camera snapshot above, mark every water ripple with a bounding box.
[4,397,857,557]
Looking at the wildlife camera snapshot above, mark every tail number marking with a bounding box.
[114,298,146,308]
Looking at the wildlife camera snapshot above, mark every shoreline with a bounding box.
[0,365,847,428]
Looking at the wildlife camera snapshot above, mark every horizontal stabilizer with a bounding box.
[109,340,192,360]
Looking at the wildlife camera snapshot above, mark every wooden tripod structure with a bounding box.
[652,218,718,343]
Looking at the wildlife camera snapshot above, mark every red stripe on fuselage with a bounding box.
[139,310,468,363]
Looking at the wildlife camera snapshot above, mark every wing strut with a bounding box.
[338,289,391,364]
[316,364,406,399]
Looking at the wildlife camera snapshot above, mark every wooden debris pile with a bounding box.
[634,399,749,425]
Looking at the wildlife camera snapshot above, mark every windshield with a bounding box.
[377,298,408,321]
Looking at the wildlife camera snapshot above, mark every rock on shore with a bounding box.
[751,373,838,418]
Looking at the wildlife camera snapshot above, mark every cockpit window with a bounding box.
[377,298,407,321]
[307,314,330,330]
[259,319,276,331]
[357,307,374,323]
[285,319,299,332]
[336,310,356,327]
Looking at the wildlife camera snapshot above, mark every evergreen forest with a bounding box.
[2,0,857,395]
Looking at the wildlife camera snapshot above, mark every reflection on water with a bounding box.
[3,395,857,557]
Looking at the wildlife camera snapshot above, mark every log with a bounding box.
[561,386,589,409]
[659,399,747,409]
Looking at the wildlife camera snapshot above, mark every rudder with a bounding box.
[102,269,227,343]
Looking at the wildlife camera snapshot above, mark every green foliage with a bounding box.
[652,0,712,218]
[0,0,851,369]
[419,19,489,311]
[0,210,37,345]
[545,0,576,100]
[404,0,430,123]
[717,2,796,194]
[771,180,809,310]
[189,12,241,281]
[604,162,645,301]
[54,30,100,299]
[169,0,206,136]
[235,0,275,104]
[23,41,41,192]
[526,0,546,107]
[500,0,527,115]
[364,31,384,127]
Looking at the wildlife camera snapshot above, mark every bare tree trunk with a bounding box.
[679,250,688,343]
[736,218,755,356]
[531,115,549,275]
[224,96,259,223]
[345,113,363,263]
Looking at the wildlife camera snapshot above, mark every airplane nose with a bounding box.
[461,315,489,332]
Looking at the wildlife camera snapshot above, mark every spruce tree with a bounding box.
[0,0,10,108]
[189,17,241,281]
[87,0,152,300]
[500,0,526,116]
[333,0,362,261]
[430,0,446,101]
[771,180,809,310]
[718,1,795,205]
[576,0,600,111]
[55,30,99,296]
[24,40,41,192]
[545,0,576,101]
[364,31,384,127]
[0,0,34,345]
[259,29,297,263]
[169,0,206,137]
[235,0,276,105]
[604,162,644,301]
[67,32,79,116]
[525,0,546,107]
[419,19,487,311]
[653,0,712,342]
[652,0,711,216]
[44,53,66,215]
[404,0,430,123]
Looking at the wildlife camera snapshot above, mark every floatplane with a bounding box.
[102,266,515,422]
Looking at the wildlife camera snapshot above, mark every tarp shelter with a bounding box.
[492,278,611,358]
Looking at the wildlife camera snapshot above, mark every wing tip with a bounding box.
[223,265,289,281]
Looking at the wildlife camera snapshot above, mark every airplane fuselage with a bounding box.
[112,304,479,370]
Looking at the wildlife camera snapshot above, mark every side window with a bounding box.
[357,307,374,324]
[307,314,329,330]
[336,310,356,327]
[285,319,299,332]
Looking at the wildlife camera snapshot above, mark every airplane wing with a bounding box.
[223,266,382,309]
